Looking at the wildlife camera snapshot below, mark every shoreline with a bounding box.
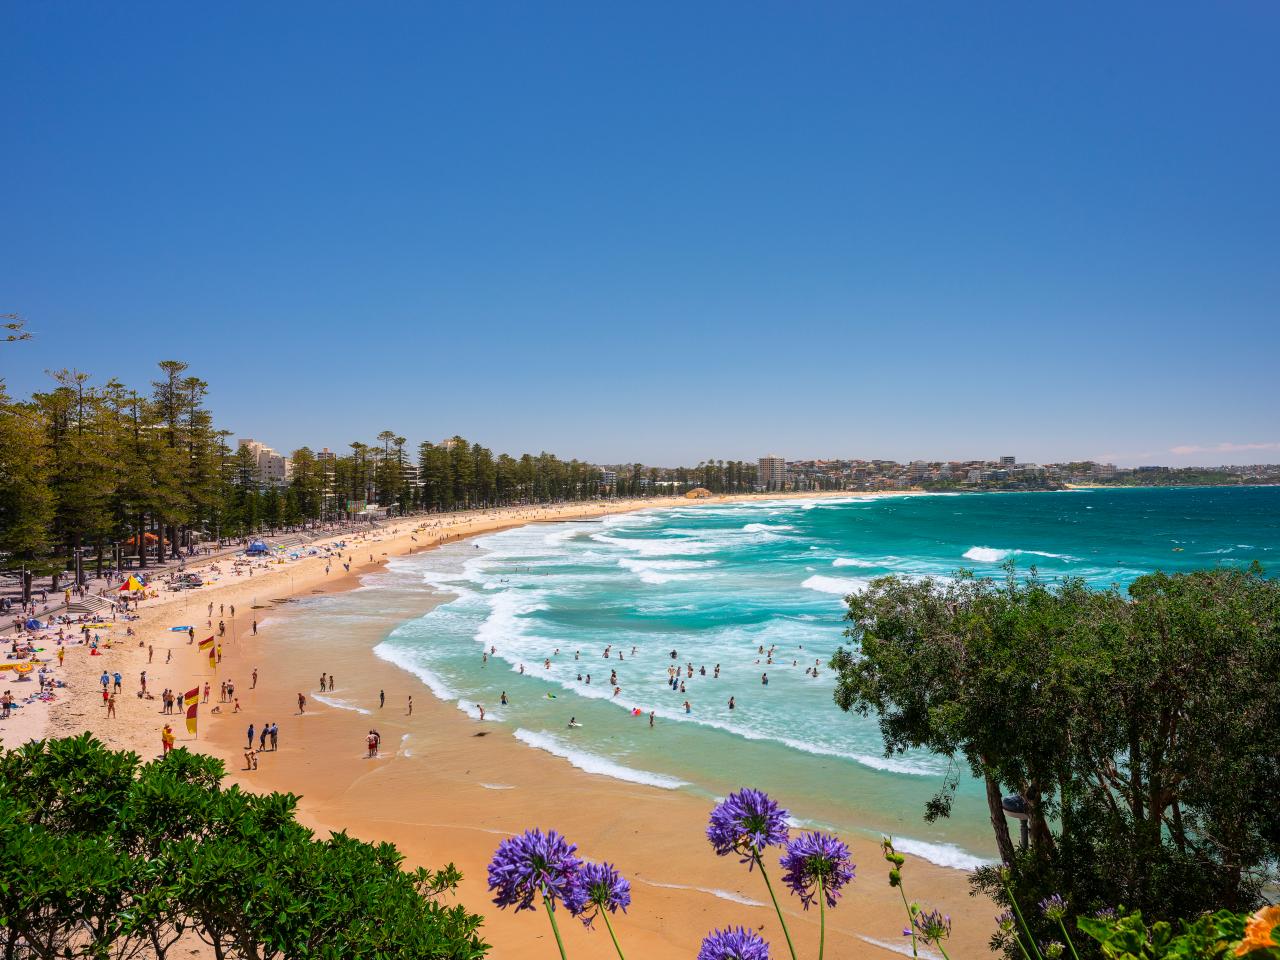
[18,489,989,958]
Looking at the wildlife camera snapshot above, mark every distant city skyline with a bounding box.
[3,4,1277,467]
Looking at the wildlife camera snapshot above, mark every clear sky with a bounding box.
[3,2,1277,466]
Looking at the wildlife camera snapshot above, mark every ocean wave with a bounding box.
[590,532,715,556]
[617,557,717,585]
[962,546,1077,563]
[801,574,871,596]
[457,699,502,721]
[372,642,459,701]
[892,836,992,871]
[742,522,795,533]
[639,879,766,907]
[312,694,372,716]
[512,729,688,789]
[833,557,878,568]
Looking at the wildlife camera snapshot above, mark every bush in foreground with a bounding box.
[0,734,488,959]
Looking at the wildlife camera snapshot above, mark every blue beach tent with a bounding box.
[246,540,270,556]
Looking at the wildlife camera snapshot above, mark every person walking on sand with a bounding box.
[247,723,255,749]
[319,674,326,692]
[259,725,268,751]
[379,689,385,708]
[328,673,334,690]
[148,644,153,663]
[252,619,257,635]
[297,693,306,714]
[188,626,195,644]
[203,682,210,704]
[251,668,258,689]
[270,722,278,750]
[106,693,116,718]
[244,747,257,770]
[161,724,175,755]
[407,696,413,716]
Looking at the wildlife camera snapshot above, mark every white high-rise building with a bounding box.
[238,438,293,488]
[758,455,787,491]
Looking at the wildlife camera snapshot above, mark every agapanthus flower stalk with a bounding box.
[707,790,796,960]
[566,860,631,959]
[1039,894,1081,960]
[488,829,582,960]
[779,831,855,960]
[907,908,953,960]
[697,926,772,960]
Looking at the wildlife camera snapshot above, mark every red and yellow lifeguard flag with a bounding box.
[184,687,199,736]
[198,635,215,668]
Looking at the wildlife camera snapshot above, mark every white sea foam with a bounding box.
[742,522,795,533]
[457,699,501,721]
[892,836,991,871]
[833,557,878,568]
[963,546,1077,563]
[590,532,715,556]
[512,729,688,789]
[372,642,459,701]
[312,694,372,715]
[617,557,716,585]
[639,879,766,907]
[802,574,871,596]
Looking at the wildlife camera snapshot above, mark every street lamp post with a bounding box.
[1001,794,1030,851]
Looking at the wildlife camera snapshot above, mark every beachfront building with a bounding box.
[758,455,787,491]
[238,439,293,488]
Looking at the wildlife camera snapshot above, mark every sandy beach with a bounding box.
[10,491,989,958]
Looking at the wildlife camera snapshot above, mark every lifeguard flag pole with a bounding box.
[184,686,199,738]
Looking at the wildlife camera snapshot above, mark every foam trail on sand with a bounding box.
[640,879,766,907]
[312,694,372,715]
[512,729,688,789]
[859,936,943,959]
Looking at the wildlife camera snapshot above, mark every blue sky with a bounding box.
[3,2,1277,466]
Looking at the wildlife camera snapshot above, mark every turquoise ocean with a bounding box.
[356,486,1279,872]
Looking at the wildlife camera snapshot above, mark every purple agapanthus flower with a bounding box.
[697,926,772,960]
[565,860,631,928]
[778,831,855,909]
[1039,893,1068,921]
[707,788,790,866]
[906,908,952,945]
[488,829,582,912]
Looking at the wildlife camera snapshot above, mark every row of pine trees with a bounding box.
[0,360,761,599]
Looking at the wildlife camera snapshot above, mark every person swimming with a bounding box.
[568,717,582,728]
